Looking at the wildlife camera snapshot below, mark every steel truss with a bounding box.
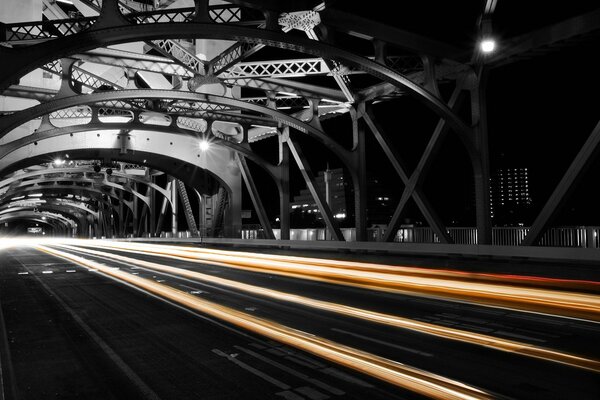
[0,0,596,243]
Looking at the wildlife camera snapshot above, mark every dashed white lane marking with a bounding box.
[66,270,76,273]
[295,386,329,400]
[212,348,290,390]
[17,272,29,275]
[178,283,208,295]
[331,328,433,357]
[495,330,546,343]
[276,391,305,400]
[234,346,344,396]
[42,271,53,274]
[245,307,257,311]
[320,368,372,388]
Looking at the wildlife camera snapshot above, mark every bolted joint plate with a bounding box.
[278,10,321,32]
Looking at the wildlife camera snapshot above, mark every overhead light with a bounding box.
[199,139,210,152]
[54,158,65,165]
[480,39,496,53]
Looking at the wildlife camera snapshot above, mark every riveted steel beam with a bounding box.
[0,22,471,144]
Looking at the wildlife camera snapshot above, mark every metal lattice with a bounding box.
[49,106,92,120]
[71,67,124,92]
[211,42,258,75]
[177,117,208,133]
[168,101,230,113]
[220,58,329,79]
[150,39,205,74]
[4,17,95,42]
[386,56,423,74]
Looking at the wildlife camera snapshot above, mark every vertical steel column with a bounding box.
[471,68,492,244]
[155,180,172,236]
[170,176,178,235]
[278,132,291,240]
[149,175,156,236]
[118,190,124,237]
[132,182,139,237]
[352,107,368,242]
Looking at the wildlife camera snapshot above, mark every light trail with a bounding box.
[36,244,492,400]
[55,243,600,373]
[91,241,600,292]
[74,241,600,322]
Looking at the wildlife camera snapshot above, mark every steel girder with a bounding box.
[0,125,279,185]
[0,90,349,158]
[0,201,98,220]
[0,216,66,233]
[1,176,150,208]
[0,19,472,142]
[0,132,241,222]
[0,212,75,231]
[2,184,131,213]
[0,167,172,209]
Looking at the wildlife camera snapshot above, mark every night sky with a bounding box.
[242,2,600,228]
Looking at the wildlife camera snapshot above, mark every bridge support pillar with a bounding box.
[278,134,290,240]
[170,176,178,235]
[471,68,492,245]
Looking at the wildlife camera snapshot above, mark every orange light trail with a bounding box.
[36,244,492,400]
[54,243,600,373]
[74,241,600,322]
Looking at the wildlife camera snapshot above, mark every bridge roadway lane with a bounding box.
[1,244,600,399]
[1,247,408,400]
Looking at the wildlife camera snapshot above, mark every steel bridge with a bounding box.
[1,0,599,257]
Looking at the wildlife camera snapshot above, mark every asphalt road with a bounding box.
[1,244,599,400]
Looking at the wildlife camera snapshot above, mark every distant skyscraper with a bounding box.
[489,167,532,225]
[291,167,348,222]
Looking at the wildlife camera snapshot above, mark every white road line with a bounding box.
[295,386,329,400]
[66,270,76,273]
[276,390,305,400]
[17,261,162,400]
[17,272,29,275]
[495,330,546,343]
[319,368,372,388]
[178,283,208,294]
[331,328,433,357]
[42,271,53,274]
[212,348,290,390]
[234,346,345,396]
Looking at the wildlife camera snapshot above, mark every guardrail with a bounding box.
[148,225,600,249]
[234,226,600,249]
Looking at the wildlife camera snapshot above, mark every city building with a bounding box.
[290,167,349,226]
[490,167,533,226]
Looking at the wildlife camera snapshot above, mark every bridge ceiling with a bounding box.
[0,0,597,238]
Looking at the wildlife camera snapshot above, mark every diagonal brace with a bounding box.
[286,136,344,241]
[236,153,275,239]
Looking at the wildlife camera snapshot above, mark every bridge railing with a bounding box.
[233,226,600,248]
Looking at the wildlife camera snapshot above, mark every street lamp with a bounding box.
[480,38,496,53]
[199,139,210,152]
